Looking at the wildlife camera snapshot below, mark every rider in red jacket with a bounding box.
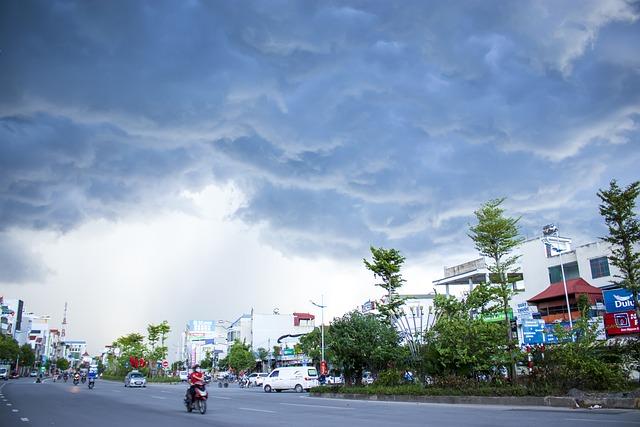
[187,365,205,403]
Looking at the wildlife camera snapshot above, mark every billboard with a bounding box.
[603,288,636,313]
[603,311,639,336]
[187,320,216,332]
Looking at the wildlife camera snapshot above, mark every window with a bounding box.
[269,370,279,378]
[590,257,610,279]
[548,261,579,284]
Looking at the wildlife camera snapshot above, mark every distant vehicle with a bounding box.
[327,375,344,385]
[0,368,8,380]
[251,373,268,387]
[263,366,318,393]
[29,370,38,377]
[362,371,374,385]
[179,371,189,382]
[124,371,147,388]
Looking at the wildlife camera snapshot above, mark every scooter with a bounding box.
[81,375,86,384]
[73,374,80,385]
[88,377,95,389]
[184,384,208,414]
[63,373,68,383]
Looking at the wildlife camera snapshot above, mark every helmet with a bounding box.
[192,364,200,370]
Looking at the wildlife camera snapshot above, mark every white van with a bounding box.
[262,366,318,393]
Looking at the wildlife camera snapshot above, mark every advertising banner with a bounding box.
[603,310,639,336]
[603,289,636,313]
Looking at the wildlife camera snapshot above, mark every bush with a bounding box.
[375,369,404,387]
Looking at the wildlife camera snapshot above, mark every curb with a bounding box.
[310,392,640,410]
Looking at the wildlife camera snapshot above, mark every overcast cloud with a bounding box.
[0,1,639,353]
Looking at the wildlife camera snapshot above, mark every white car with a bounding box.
[247,372,268,386]
[326,375,344,385]
[124,371,147,388]
[179,370,188,382]
[263,366,318,393]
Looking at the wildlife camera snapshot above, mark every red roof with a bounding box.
[528,278,602,303]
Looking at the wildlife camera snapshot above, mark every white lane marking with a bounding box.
[238,407,276,414]
[210,396,231,400]
[20,418,29,422]
[565,419,640,425]
[160,390,171,393]
[151,396,166,400]
[6,403,12,406]
[112,390,122,393]
[280,402,354,410]
[12,409,18,412]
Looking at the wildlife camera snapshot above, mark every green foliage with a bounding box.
[363,246,407,321]
[375,369,404,387]
[200,350,213,369]
[311,382,558,397]
[328,310,400,384]
[468,198,524,380]
[108,333,146,376]
[19,344,35,367]
[0,334,19,362]
[56,358,70,370]
[598,179,640,317]
[299,327,333,364]
[256,347,269,362]
[219,340,255,373]
[423,286,513,380]
[533,315,627,392]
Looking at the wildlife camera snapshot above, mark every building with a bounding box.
[0,297,24,339]
[432,257,524,298]
[527,278,604,323]
[182,320,229,367]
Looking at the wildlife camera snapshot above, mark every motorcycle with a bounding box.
[239,377,249,388]
[88,377,95,389]
[73,374,80,386]
[81,375,86,384]
[185,384,207,414]
[63,373,68,383]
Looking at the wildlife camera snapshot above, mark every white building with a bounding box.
[0,298,24,340]
[182,320,230,367]
[513,236,620,307]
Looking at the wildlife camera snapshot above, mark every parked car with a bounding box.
[0,368,8,380]
[124,371,147,388]
[326,375,344,385]
[262,366,318,393]
[362,371,374,385]
[179,370,188,382]
[247,372,268,386]
[29,370,38,377]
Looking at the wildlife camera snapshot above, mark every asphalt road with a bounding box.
[1,377,639,427]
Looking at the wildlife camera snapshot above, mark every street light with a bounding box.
[310,296,326,372]
[542,224,574,338]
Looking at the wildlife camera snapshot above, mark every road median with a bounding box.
[310,391,640,409]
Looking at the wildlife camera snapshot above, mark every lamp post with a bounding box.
[310,296,326,372]
[542,224,574,338]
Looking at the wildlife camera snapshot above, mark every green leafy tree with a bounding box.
[19,344,35,367]
[328,310,399,385]
[255,347,269,370]
[468,198,523,380]
[111,333,146,375]
[423,287,510,380]
[225,341,256,373]
[363,246,407,321]
[0,334,19,362]
[298,327,325,364]
[200,350,213,370]
[598,179,640,319]
[55,358,70,371]
[145,321,171,376]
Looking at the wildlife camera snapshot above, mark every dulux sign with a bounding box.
[603,288,636,313]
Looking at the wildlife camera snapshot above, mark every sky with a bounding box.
[1,0,639,356]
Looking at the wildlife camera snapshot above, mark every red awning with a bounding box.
[528,277,602,303]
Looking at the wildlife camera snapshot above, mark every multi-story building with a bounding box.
[0,297,24,339]
[182,320,230,367]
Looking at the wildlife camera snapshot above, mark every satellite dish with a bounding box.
[273,308,280,315]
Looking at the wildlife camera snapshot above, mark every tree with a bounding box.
[328,311,399,385]
[256,347,269,368]
[200,350,214,370]
[19,344,35,367]
[423,287,510,380]
[146,321,171,376]
[363,246,407,321]
[468,198,524,381]
[298,327,323,364]
[223,341,255,373]
[598,179,640,319]
[110,333,146,375]
[0,334,19,362]
[56,358,70,371]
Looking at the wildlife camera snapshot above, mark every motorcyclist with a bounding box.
[186,365,205,404]
[88,368,97,383]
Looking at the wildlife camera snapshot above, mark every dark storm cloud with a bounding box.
[0,0,639,281]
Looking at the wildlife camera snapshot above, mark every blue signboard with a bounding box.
[603,289,636,313]
[522,319,545,345]
[543,322,572,344]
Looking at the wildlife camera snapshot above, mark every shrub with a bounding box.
[375,369,404,387]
